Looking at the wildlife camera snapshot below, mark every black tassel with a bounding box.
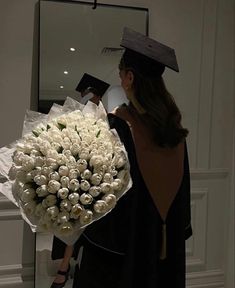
[92,0,97,9]
[160,223,167,260]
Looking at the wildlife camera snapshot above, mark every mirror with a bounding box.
[38,0,148,113]
[36,1,148,287]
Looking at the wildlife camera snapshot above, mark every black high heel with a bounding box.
[50,264,70,288]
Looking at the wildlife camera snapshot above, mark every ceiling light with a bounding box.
[70,47,76,51]
[60,85,64,89]
[64,71,68,75]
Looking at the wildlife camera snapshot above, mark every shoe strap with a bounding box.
[57,270,68,276]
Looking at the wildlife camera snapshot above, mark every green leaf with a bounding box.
[58,122,66,130]
[32,130,39,137]
[58,146,63,153]
[96,130,101,138]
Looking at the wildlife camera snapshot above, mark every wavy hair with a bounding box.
[119,53,188,148]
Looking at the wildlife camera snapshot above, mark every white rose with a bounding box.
[60,199,72,212]
[94,200,108,213]
[13,151,24,165]
[80,180,90,192]
[15,170,27,183]
[36,185,48,197]
[60,176,70,188]
[21,188,36,202]
[47,180,61,194]
[68,179,80,191]
[68,169,80,180]
[46,206,59,220]
[35,203,46,217]
[70,143,80,156]
[80,193,93,205]
[57,222,74,235]
[16,143,26,152]
[81,169,92,180]
[47,149,58,159]
[57,211,70,224]
[49,171,60,181]
[57,188,69,199]
[45,194,57,206]
[89,155,104,167]
[58,165,69,177]
[67,156,77,169]
[63,149,72,157]
[21,157,35,172]
[79,149,90,160]
[100,183,112,194]
[70,204,83,219]
[90,173,102,185]
[51,142,62,152]
[50,133,63,144]
[41,199,48,208]
[108,165,118,177]
[79,209,93,225]
[46,158,59,170]
[30,167,42,178]
[40,141,51,155]
[89,186,101,197]
[23,201,36,215]
[61,141,71,150]
[93,164,107,176]
[57,154,67,165]
[35,156,44,167]
[114,154,127,168]
[77,159,87,172]
[26,172,34,183]
[102,194,117,209]
[111,178,123,191]
[57,116,67,126]
[103,173,113,184]
[68,193,79,205]
[41,166,53,176]
[34,175,48,186]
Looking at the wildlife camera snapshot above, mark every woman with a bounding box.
[73,27,192,288]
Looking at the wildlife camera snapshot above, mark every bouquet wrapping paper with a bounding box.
[0,97,132,244]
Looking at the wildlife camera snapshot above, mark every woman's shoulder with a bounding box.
[109,104,133,126]
[108,104,129,124]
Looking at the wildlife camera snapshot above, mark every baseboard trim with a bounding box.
[190,169,229,180]
[186,269,224,288]
[0,263,34,287]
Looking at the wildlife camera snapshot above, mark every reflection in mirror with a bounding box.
[39,0,148,113]
[36,1,148,287]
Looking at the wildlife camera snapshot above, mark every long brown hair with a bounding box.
[119,53,188,148]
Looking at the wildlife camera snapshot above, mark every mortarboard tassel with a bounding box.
[160,223,167,260]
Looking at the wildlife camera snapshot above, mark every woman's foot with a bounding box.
[50,264,70,288]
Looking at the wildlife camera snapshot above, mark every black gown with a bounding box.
[71,112,192,288]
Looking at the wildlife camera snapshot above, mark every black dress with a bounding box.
[72,112,192,288]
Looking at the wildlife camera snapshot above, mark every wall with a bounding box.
[0,0,234,287]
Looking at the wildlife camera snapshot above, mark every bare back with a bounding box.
[113,105,184,222]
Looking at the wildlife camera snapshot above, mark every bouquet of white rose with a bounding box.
[0,97,132,244]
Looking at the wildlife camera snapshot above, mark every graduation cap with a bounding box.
[120,27,179,76]
[76,73,110,97]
